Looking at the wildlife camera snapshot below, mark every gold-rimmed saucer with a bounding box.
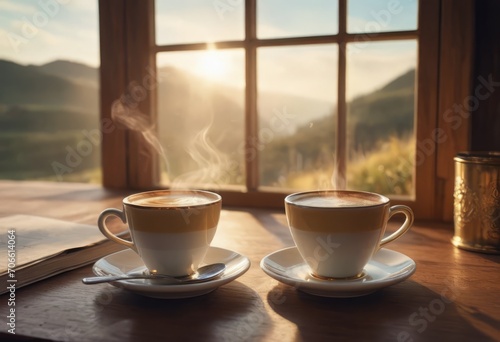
[260,247,416,298]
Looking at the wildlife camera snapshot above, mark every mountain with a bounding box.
[0,59,98,112]
[259,69,415,186]
[0,59,100,180]
[285,68,416,149]
[33,60,98,86]
[349,69,415,151]
[258,91,334,135]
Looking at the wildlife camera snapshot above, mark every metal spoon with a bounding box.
[82,263,226,285]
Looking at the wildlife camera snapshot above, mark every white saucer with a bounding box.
[260,247,416,298]
[92,247,251,299]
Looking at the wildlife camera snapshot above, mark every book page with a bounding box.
[0,215,117,273]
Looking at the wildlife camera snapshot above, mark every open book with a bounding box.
[0,215,128,294]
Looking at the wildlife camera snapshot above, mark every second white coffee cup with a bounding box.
[285,190,414,279]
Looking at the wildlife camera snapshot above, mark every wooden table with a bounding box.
[0,181,499,341]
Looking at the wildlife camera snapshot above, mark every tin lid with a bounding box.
[455,151,500,165]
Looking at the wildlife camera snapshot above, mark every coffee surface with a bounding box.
[292,194,382,208]
[133,194,214,207]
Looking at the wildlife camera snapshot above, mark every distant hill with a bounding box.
[33,60,98,86]
[349,69,415,151]
[287,68,415,149]
[0,59,98,112]
[260,69,415,186]
[0,59,100,180]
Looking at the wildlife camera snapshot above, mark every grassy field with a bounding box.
[283,135,414,196]
[0,130,100,182]
[0,130,414,196]
[347,135,414,196]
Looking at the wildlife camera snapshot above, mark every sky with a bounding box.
[0,0,99,67]
[0,0,418,100]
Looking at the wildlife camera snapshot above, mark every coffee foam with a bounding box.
[132,194,214,208]
[292,194,382,208]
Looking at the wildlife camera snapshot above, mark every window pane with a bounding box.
[346,40,417,197]
[258,0,338,39]
[0,0,101,183]
[157,49,245,189]
[156,0,244,45]
[258,44,338,190]
[347,0,418,34]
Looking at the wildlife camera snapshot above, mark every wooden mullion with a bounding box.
[345,30,417,43]
[124,0,158,189]
[245,0,259,191]
[257,31,417,47]
[336,0,347,189]
[155,41,245,52]
[155,31,418,53]
[99,0,128,189]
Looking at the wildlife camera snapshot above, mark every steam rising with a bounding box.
[111,80,232,189]
[170,122,231,189]
[331,153,345,190]
[111,100,170,174]
[168,79,233,188]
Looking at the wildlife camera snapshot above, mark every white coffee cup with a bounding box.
[285,190,414,279]
[98,189,221,276]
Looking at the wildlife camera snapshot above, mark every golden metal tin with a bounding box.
[453,151,500,253]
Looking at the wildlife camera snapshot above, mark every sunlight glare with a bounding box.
[196,49,228,80]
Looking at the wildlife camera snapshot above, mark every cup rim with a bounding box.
[284,190,390,209]
[455,151,500,165]
[123,189,222,209]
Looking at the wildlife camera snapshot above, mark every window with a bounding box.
[99,0,452,219]
[151,0,419,196]
[0,0,101,183]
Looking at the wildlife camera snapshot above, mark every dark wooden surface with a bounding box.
[0,181,499,341]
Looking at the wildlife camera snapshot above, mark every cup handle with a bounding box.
[97,208,137,253]
[380,205,414,246]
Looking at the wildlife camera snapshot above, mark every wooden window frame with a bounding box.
[99,0,474,221]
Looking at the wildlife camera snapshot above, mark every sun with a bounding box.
[196,49,228,80]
